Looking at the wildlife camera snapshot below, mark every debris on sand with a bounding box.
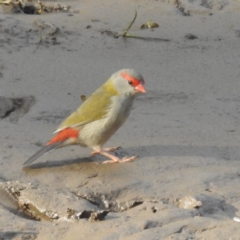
[140,20,159,29]
[0,0,71,14]
[101,10,170,42]
[178,195,202,209]
[67,209,109,221]
[73,191,144,212]
[33,20,60,52]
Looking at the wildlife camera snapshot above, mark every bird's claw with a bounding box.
[120,156,137,163]
[102,160,119,164]
[90,151,99,156]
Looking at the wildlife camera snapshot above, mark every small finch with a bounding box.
[24,69,146,166]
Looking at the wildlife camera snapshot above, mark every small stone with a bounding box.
[184,34,198,40]
[178,196,202,209]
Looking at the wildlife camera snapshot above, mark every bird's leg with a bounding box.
[97,149,137,164]
[90,146,121,156]
[100,151,120,163]
[105,146,122,152]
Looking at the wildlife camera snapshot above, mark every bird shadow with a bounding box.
[23,156,93,169]
[22,143,240,172]
[22,154,122,177]
[122,144,240,162]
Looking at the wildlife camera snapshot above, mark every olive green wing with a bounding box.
[56,88,113,132]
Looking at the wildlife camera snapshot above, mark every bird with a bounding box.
[23,69,146,166]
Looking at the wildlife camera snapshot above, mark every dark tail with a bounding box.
[23,128,79,166]
[23,142,61,166]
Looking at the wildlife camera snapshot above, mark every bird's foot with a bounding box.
[90,146,122,156]
[102,159,119,164]
[93,148,136,164]
[102,156,137,164]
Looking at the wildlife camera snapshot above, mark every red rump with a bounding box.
[121,72,142,87]
[47,128,79,145]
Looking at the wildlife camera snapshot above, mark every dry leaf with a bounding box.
[140,20,159,29]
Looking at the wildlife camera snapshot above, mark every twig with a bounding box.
[45,22,59,35]
[32,20,44,53]
[121,10,137,37]
[122,34,170,42]
[103,10,170,42]
[33,35,43,53]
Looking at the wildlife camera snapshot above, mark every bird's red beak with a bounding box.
[135,83,146,93]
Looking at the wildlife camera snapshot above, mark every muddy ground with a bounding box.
[1,0,240,239]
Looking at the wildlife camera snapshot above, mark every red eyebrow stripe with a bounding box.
[121,72,141,87]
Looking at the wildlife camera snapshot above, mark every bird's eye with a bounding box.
[128,81,133,85]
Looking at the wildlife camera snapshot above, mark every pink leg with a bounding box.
[90,146,121,156]
[99,150,137,164]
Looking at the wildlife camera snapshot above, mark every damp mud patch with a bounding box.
[0,96,35,122]
[0,181,144,223]
[0,182,42,221]
[0,181,65,221]
[0,0,71,15]
[72,191,144,212]
[67,209,109,221]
